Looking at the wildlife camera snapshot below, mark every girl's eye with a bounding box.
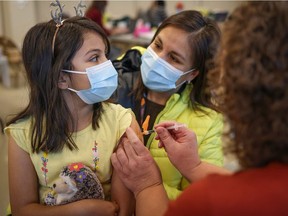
[90,55,99,62]
[169,54,179,63]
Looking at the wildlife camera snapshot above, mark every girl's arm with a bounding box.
[8,135,118,216]
[111,116,142,216]
[111,171,135,216]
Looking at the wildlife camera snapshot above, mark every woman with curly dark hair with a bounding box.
[211,2,288,170]
[111,2,288,215]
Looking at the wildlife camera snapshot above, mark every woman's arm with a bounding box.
[135,184,168,216]
[111,126,169,216]
[8,135,118,216]
[155,121,231,183]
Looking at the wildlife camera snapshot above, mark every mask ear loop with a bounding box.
[175,69,196,88]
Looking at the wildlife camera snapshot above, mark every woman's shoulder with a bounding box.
[189,104,222,122]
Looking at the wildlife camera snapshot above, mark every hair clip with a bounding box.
[50,0,65,54]
[74,0,86,17]
[50,0,65,26]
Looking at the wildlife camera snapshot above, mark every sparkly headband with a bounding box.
[50,0,86,54]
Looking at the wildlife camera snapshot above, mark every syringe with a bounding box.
[142,123,187,135]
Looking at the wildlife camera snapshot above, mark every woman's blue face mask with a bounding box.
[140,46,195,92]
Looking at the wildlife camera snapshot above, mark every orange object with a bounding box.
[142,115,150,132]
[141,97,145,106]
[176,1,184,12]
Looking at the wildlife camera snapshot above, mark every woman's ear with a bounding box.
[58,72,69,89]
[187,70,199,83]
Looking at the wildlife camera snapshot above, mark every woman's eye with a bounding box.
[153,42,162,49]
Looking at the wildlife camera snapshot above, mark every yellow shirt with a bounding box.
[5,103,132,203]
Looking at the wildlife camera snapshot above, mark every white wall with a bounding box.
[0,2,3,35]
[1,1,37,49]
[1,0,243,49]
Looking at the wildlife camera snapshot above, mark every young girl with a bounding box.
[5,16,140,215]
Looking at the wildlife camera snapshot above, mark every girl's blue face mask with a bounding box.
[140,46,195,92]
[62,60,118,104]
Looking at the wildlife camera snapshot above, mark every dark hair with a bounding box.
[135,10,220,112]
[7,16,110,153]
[209,2,288,168]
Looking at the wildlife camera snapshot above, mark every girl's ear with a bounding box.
[187,70,199,83]
[58,72,69,89]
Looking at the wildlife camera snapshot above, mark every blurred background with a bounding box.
[0,1,241,214]
[0,1,241,48]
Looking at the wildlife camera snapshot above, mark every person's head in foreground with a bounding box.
[210,1,288,168]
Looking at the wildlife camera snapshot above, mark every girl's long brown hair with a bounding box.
[7,16,110,153]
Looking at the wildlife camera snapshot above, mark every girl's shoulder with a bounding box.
[102,102,133,114]
[5,116,32,131]
[101,102,134,122]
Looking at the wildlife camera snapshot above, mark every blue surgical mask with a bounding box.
[62,60,118,104]
[141,46,195,92]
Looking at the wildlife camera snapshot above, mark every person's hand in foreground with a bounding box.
[111,127,169,216]
[155,121,231,182]
[111,127,163,196]
[154,121,201,181]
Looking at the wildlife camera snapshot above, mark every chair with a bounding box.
[0,117,4,133]
[0,36,24,88]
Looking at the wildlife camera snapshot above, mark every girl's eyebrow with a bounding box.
[85,48,102,56]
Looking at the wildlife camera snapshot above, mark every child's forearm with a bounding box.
[11,199,118,216]
[111,170,136,216]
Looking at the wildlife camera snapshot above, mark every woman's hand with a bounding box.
[154,121,201,181]
[155,121,230,182]
[111,127,162,197]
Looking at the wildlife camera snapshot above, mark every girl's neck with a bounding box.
[64,91,93,132]
[73,105,93,131]
[147,90,172,105]
[69,102,93,132]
